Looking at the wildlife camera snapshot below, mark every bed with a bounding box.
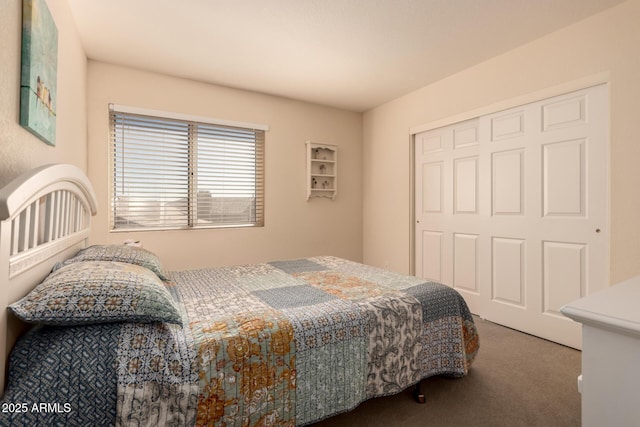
[0,164,479,426]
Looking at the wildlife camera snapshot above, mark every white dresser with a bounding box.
[561,275,640,427]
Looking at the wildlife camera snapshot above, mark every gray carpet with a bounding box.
[313,316,581,426]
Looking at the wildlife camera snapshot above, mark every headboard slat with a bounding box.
[11,215,20,256]
[19,205,29,253]
[45,192,54,243]
[29,200,39,249]
[55,190,63,239]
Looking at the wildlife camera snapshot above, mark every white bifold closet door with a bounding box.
[414,84,608,349]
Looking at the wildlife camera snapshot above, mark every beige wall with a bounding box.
[362,0,640,284]
[87,61,362,270]
[0,0,87,187]
[5,0,635,281]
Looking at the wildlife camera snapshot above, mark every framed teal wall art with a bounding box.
[20,0,58,146]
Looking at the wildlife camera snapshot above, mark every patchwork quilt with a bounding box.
[1,256,479,427]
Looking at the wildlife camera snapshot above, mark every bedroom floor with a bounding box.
[313,316,581,427]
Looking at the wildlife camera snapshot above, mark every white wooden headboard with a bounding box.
[0,164,97,395]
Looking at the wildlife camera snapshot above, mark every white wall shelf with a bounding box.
[306,141,337,200]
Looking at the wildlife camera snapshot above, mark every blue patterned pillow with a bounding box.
[59,245,168,280]
[9,261,182,326]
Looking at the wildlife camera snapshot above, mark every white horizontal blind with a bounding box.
[195,123,264,227]
[110,109,265,231]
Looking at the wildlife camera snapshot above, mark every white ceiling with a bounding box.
[67,0,625,112]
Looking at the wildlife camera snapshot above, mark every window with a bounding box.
[109,105,265,231]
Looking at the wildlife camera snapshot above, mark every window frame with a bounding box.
[108,104,267,232]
